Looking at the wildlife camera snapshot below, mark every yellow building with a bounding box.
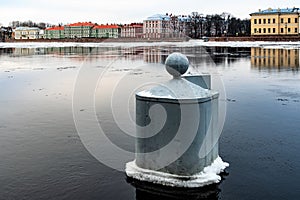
[250,7,300,35]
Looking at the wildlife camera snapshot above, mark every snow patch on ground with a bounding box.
[125,156,229,188]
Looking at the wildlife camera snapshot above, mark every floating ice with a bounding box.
[0,41,300,49]
[125,156,229,188]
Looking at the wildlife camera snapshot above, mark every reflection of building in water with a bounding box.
[12,48,44,56]
[142,46,251,67]
[251,47,300,69]
[143,47,169,63]
[0,48,14,55]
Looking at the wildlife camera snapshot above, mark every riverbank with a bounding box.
[4,37,189,43]
[4,35,300,43]
[210,35,300,42]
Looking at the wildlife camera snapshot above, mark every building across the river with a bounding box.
[92,24,120,38]
[121,23,143,38]
[64,22,95,38]
[14,27,41,39]
[143,14,171,38]
[45,26,65,39]
[250,7,300,36]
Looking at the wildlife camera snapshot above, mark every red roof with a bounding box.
[46,26,64,31]
[93,25,120,29]
[68,22,95,27]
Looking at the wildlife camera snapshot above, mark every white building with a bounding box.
[143,14,171,38]
[14,27,41,40]
[121,23,143,38]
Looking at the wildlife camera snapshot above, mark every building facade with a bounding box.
[250,7,300,35]
[64,22,95,38]
[143,14,171,38]
[14,27,41,39]
[121,23,143,38]
[92,25,120,38]
[45,26,64,39]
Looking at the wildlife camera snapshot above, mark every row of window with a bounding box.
[253,17,298,24]
[145,24,159,28]
[254,27,298,33]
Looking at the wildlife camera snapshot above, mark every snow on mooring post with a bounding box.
[126,53,229,188]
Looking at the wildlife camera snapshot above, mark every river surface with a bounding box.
[0,44,299,200]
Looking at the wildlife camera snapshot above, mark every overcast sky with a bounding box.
[0,0,299,26]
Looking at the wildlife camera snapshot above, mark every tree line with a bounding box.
[9,20,54,29]
[168,12,250,38]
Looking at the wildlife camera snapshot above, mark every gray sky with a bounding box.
[0,0,299,26]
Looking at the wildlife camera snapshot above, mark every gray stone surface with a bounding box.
[134,54,220,176]
[165,53,189,78]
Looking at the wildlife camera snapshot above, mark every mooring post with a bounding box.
[126,53,228,188]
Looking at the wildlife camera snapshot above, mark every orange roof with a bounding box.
[68,22,95,27]
[93,25,120,29]
[46,26,64,31]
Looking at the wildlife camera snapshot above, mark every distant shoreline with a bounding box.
[3,35,300,43]
[4,37,189,43]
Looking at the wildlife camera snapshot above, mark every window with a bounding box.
[273,18,276,23]
[288,28,291,33]
[259,19,261,24]
[254,19,257,24]
[268,19,271,24]
[263,28,266,33]
[296,18,298,23]
[263,19,266,24]
[259,28,261,33]
[296,28,298,33]
[288,18,291,23]
[281,28,284,33]
[268,28,271,33]
[273,28,276,33]
[281,18,284,23]
[254,28,257,33]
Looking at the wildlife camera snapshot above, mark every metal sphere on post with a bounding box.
[165,53,189,78]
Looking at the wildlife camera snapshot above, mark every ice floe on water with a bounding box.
[0,40,300,49]
[126,156,229,188]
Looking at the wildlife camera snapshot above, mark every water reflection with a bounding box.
[204,47,251,64]
[0,46,251,67]
[128,179,220,200]
[3,45,299,72]
[143,47,169,64]
[127,176,229,200]
[0,48,13,54]
[251,47,300,70]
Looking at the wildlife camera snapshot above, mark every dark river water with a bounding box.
[0,45,299,200]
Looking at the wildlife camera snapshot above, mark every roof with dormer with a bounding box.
[250,7,300,15]
[15,27,40,31]
[145,14,171,21]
